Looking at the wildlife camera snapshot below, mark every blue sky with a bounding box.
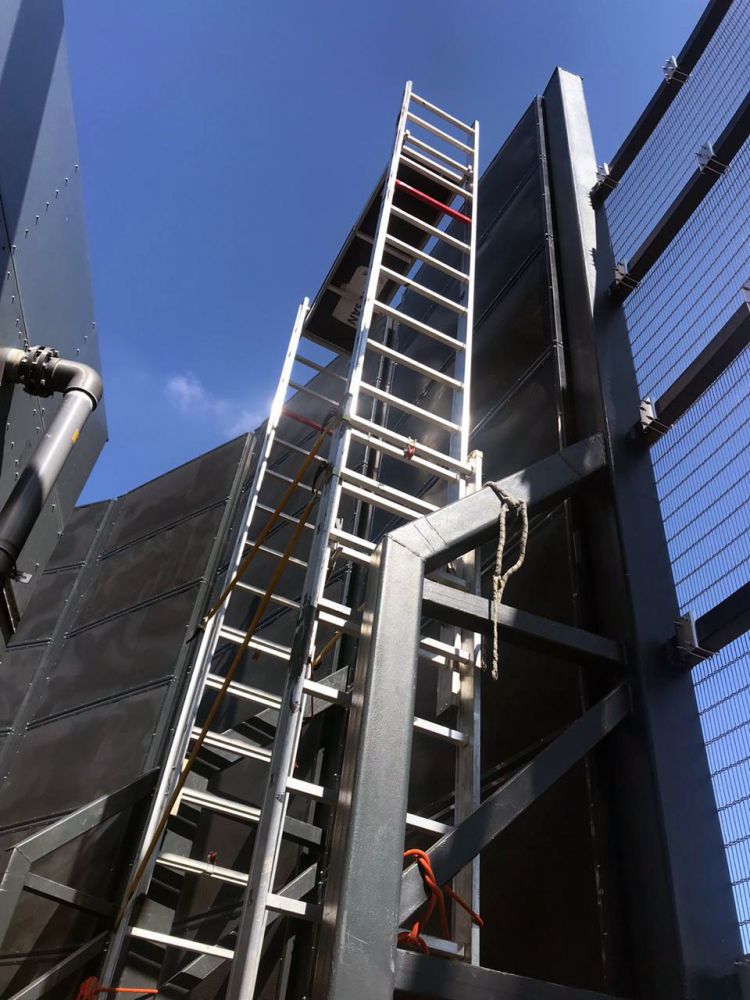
[63,0,707,502]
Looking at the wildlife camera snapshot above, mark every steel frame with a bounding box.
[312,437,618,1000]
[544,67,741,997]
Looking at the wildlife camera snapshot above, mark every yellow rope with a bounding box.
[118,491,319,919]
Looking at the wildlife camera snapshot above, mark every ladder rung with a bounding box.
[395,180,471,227]
[397,931,464,958]
[329,541,370,567]
[257,503,315,529]
[206,673,282,710]
[339,480,419,522]
[129,926,235,961]
[356,227,413,265]
[156,852,248,887]
[349,427,460,483]
[413,716,466,746]
[391,205,470,254]
[402,132,468,174]
[295,354,347,381]
[348,413,471,476]
[401,143,465,184]
[266,894,323,923]
[315,601,473,669]
[330,526,376,552]
[380,266,467,316]
[179,788,261,824]
[406,111,474,155]
[410,93,474,135]
[265,468,314,493]
[286,776,336,804]
[289,380,340,409]
[372,300,464,353]
[419,635,474,666]
[235,581,301,611]
[405,812,454,836]
[427,568,470,591]
[302,677,352,706]
[249,542,308,570]
[272,437,328,463]
[400,152,473,201]
[358,380,461,434]
[217,627,292,662]
[343,466,438,512]
[192,727,272,763]
[384,233,469,286]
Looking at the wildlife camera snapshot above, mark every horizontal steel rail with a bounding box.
[611,90,750,302]
[593,0,733,201]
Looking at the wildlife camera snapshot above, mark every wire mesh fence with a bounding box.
[605,0,750,947]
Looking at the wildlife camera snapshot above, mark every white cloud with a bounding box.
[165,373,263,437]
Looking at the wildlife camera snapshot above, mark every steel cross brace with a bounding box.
[0,771,156,947]
[312,435,610,1000]
[395,949,627,999]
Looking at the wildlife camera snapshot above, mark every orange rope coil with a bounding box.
[397,849,483,956]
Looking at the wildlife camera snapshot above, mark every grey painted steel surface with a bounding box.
[0,435,253,996]
[0,0,105,619]
[394,950,624,1000]
[314,439,608,1000]
[544,68,741,996]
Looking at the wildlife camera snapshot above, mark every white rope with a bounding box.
[487,486,529,681]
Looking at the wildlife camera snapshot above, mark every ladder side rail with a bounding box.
[100,300,310,988]
[224,82,416,1000]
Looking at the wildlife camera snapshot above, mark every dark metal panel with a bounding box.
[394,951,623,1000]
[104,436,247,552]
[4,932,107,1000]
[594,0,734,200]
[1,683,169,829]
[544,67,741,997]
[0,643,44,729]
[45,502,107,570]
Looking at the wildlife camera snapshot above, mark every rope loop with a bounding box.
[397,849,483,955]
[486,484,529,680]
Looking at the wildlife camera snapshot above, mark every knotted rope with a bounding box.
[487,485,528,680]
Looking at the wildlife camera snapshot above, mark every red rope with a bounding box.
[397,849,482,955]
[281,407,333,434]
[77,979,158,1000]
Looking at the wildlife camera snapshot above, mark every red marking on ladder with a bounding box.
[395,179,471,225]
[77,978,158,999]
[281,408,332,434]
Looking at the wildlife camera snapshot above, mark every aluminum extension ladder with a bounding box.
[106,82,481,998]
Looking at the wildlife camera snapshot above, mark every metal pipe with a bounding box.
[0,345,103,582]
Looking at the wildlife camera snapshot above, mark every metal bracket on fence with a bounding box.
[674,612,712,668]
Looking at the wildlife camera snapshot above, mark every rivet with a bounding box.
[55,189,59,197]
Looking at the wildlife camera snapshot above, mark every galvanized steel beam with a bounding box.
[422,578,624,665]
[400,683,630,924]
[394,950,625,999]
[696,581,750,655]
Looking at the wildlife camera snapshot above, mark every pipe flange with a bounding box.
[17,345,60,397]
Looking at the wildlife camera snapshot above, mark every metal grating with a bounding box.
[606,0,750,947]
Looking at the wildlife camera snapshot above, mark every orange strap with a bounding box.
[397,849,482,956]
[77,978,157,999]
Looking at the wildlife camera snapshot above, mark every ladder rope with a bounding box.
[200,426,330,627]
[118,488,321,920]
[397,848,482,956]
[487,485,528,681]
